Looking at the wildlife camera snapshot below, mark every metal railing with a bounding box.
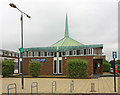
[31,82,38,95]
[52,81,56,93]
[70,80,74,93]
[7,83,17,95]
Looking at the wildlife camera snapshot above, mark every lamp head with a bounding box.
[9,3,17,8]
[26,14,31,18]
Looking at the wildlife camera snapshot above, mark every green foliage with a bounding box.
[67,59,88,78]
[103,59,111,72]
[115,60,120,64]
[2,59,15,77]
[29,61,41,77]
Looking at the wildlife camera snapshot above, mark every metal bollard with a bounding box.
[7,83,17,95]
[90,83,96,92]
[31,82,38,95]
[52,81,56,93]
[70,80,74,93]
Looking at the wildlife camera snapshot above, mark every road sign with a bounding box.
[112,51,117,59]
[20,48,23,53]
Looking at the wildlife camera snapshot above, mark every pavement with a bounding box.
[1,77,119,94]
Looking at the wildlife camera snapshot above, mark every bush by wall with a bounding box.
[103,59,111,72]
[67,59,88,78]
[2,59,15,77]
[29,61,41,77]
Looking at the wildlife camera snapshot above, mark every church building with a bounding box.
[21,14,105,76]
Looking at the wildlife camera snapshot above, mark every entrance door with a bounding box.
[93,63,97,74]
[53,60,62,74]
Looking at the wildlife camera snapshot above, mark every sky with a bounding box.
[1,0,119,61]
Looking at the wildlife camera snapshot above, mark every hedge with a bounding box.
[2,59,15,77]
[29,61,41,77]
[103,59,111,72]
[67,59,88,78]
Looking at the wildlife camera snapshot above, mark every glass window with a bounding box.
[59,52,62,57]
[54,60,56,73]
[51,52,53,56]
[84,49,86,55]
[4,51,8,56]
[54,52,57,57]
[69,51,72,55]
[38,52,40,56]
[89,49,90,54]
[32,51,34,56]
[63,52,65,56]
[44,52,47,56]
[77,50,80,55]
[59,60,62,73]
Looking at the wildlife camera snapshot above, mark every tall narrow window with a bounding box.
[69,51,72,55]
[63,52,65,56]
[32,51,34,56]
[54,60,56,73]
[59,60,62,73]
[38,51,40,56]
[51,52,53,56]
[77,50,80,55]
[45,52,47,56]
[54,52,57,57]
[84,49,86,55]
[59,52,62,57]
[89,49,90,54]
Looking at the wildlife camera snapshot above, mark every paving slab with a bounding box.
[1,77,119,94]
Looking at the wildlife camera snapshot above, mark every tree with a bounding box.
[103,59,111,72]
[2,59,15,77]
[67,59,88,78]
[29,61,41,77]
[115,60,120,64]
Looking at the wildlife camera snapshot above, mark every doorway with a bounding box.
[53,60,62,74]
[93,62,97,74]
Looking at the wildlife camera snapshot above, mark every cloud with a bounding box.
[1,0,118,61]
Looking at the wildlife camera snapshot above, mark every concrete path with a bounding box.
[2,77,119,93]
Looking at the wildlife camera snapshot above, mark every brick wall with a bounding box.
[23,56,103,75]
[62,56,93,75]
[23,57,53,75]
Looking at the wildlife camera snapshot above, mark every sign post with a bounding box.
[112,51,117,92]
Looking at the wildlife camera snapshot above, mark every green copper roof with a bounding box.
[51,14,83,47]
[51,37,83,47]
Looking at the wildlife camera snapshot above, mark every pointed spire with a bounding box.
[65,13,69,37]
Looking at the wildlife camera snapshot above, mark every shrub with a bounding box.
[103,59,111,72]
[2,59,15,77]
[29,61,41,77]
[67,59,88,78]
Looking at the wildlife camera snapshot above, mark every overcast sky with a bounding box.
[1,0,119,61]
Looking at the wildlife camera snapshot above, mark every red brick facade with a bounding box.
[23,56,103,75]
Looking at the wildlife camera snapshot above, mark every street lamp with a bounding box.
[9,3,31,89]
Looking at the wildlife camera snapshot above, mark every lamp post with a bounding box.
[9,3,31,89]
